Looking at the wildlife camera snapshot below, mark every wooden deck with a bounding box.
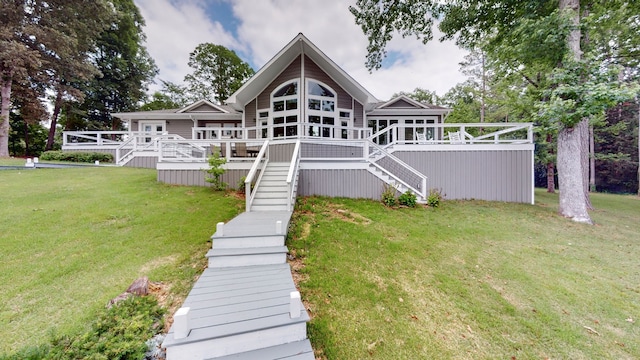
[163,210,314,360]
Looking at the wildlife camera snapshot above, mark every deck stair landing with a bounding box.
[163,210,313,360]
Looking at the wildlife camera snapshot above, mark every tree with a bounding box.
[61,0,157,136]
[1,0,112,156]
[392,87,441,105]
[350,0,638,224]
[184,43,254,104]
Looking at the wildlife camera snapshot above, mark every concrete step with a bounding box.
[212,235,285,249]
[260,180,289,187]
[207,246,288,268]
[209,339,314,360]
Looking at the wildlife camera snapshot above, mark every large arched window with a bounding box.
[306,80,337,138]
[270,81,299,138]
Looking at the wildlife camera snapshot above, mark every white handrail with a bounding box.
[286,140,302,211]
[245,140,270,212]
[368,140,428,199]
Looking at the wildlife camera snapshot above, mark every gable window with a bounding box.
[306,80,338,138]
[271,81,299,138]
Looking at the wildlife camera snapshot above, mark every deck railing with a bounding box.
[63,131,132,147]
[368,122,533,146]
[367,140,427,199]
[116,134,184,165]
[286,140,302,211]
[157,139,265,162]
[245,140,270,212]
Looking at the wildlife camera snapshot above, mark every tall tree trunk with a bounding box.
[23,120,30,156]
[0,76,13,158]
[637,99,640,197]
[589,125,595,192]
[46,89,63,151]
[557,0,592,223]
[546,133,556,193]
[581,120,593,209]
[547,161,556,193]
[558,122,592,223]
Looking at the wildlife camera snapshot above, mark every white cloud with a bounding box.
[135,0,240,90]
[136,0,468,100]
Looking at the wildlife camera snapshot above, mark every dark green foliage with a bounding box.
[0,296,164,360]
[40,151,113,163]
[427,188,443,208]
[381,183,397,207]
[47,296,164,360]
[205,148,227,190]
[398,190,417,207]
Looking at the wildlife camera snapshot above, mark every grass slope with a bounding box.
[0,166,242,354]
[288,191,640,359]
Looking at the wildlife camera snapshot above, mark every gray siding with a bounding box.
[125,156,157,169]
[394,150,533,203]
[245,98,257,128]
[168,120,194,139]
[269,143,295,162]
[257,56,301,109]
[303,56,352,110]
[158,169,248,188]
[301,143,363,158]
[354,101,364,128]
[298,169,385,199]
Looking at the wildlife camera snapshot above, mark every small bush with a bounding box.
[204,148,227,191]
[398,190,417,207]
[427,188,443,208]
[381,183,397,207]
[46,296,164,360]
[40,151,113,163]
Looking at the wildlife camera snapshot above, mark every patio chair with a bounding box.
[235,142,248,157]
[448,131,464,144]
[416,133,427,144]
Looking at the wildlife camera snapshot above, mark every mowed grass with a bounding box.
[0,166,243,354]
[288,191,640,359]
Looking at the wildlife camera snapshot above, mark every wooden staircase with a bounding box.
[250,162,291,212]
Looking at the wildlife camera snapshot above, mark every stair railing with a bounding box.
[367,140,427,199]
[245,140,269,212]
[286,140,302,211]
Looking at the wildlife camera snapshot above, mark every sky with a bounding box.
[133,0,469,102]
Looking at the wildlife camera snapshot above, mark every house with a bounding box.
[63,33,534,207]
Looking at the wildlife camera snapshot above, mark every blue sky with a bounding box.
[134,0,468,101]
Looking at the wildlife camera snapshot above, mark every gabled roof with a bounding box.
[226,33,379,110]
[177,99,230,113]
[111,99,241,121]
[367,95,451,116]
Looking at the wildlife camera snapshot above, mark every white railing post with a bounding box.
[289,291,301,318]
[173,307,191,339]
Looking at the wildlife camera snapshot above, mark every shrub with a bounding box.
[204,148,227,191]
[381,183,397,207]
[427,188,444,208]
[398,190,417,207]
[40,151,113,163]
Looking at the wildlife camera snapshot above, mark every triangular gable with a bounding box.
[177,99,229,113]
[378,95,432,110]
[227,33,379,110]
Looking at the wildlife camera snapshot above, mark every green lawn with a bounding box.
[0,166,243,354]
[288,191,640,359]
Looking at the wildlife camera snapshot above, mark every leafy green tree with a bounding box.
[350,0,638,223]
[392,87,441,105]
[184,43,254,104]
[61,0,157,136]
[1,0,111,157]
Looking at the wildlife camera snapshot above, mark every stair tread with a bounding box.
[209,339,314,360]
[207,246,288,257]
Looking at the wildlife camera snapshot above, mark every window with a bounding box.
[307,80,339,138]
[271,81,299,138]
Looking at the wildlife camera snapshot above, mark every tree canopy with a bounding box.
[350,0,639,223]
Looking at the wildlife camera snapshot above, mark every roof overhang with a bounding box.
[366,108,451,117]
[226,33,379,110]
[111,112,242,121]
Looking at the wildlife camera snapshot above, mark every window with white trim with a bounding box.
[271,81,298,138]
[307,80,337,138]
